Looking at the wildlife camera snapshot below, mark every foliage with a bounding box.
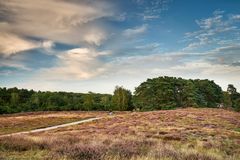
[227,84,240,111]
[0,76,239,113]
[223,91,232,108]
[133,76,223,110]
[1,108,240,160]
[112,86,133,111]
[0,87,112,114]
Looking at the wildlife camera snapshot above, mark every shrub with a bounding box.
[108,139,154,159]
[183,153,218,160]
[0,136,40,151]
[53,143,107,160]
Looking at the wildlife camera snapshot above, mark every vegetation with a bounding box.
[0,88,112,114]
[0,111,106,135]
[0,76,239,114]
[133,77,224,110]
[112,86,133,111]
[0,108,239,160]
[227,84,240,111]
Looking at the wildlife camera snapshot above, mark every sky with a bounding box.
[0,0,240,94]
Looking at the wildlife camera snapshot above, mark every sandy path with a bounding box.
[0,117,102,138]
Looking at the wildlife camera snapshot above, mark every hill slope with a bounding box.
[0,108,240,160]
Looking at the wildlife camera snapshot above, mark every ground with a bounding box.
[0,108,240,160]
[0,111,107,135]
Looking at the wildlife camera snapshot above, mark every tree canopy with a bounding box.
[133,76,223,110]
[0,76,239,114]
[112,86,133,111]
[0,88,112,114]
[227,84,240,111]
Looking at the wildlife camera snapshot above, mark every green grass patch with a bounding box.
[0,150,49,160]
[234,128,240,132]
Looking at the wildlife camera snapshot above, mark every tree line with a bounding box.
[0,76,239,114]
[133,77,239,111]
[0,86,132,114]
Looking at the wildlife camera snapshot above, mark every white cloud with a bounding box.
[0,32,40,56]
[114,12,127,22]
[0,59,30,71]
[123,24,148,37]
[10,49,239,92]
[42,40,55,49]
[150,60,240,91]
[134,0,170,21]
[183,39,209,51]
[196,15,223,29]
[0,0,114,46]
[83,28,107,46]
[230,14,240,21]
[40,51,185,81]
[41,48,111,80]
[143,15,159,20]
[135,42,161,49]
[169,61,240,82]
[183,11,240,51]
[205,45,240,66]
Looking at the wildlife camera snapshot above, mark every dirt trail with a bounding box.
[0,117,102,138]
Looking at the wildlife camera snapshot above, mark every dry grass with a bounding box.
[0,108,240,160]
[0,111,108,135]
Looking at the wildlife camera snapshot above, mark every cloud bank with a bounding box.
[0,1,240,93]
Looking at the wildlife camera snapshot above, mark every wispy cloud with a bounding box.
[123,24,148,37]
[196,14,223,29]
[230,14,240,21]
[205,45,240,66]
[0,32,40,56]
[135,42,161,50]
[0,1,240,92]
[183,10,240,51]
[42,41,55,50]
[0,0,115,47]
[0,59,30,71]
[41,48,111,80]
[133,0,171,21]
[143,15,160,20]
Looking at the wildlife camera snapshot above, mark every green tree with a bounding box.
[31,93,40,107]
[227,84,237,95]
[134,77,178,110]
[227,84,237,108]
[133,77,223,110]
[181,81,198,107]
[194,80,223,107]
[112,86,132,111]
[10,92,19,106]
[100,96,111,110]
[83,93,94,111]
[223,91,232,108]
[233,98,240,111]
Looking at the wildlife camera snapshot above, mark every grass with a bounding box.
[0,111,107,135]
[0,108,240,160]
[0,150,48,160]
[235,128,240,132]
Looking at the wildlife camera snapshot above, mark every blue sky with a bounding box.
[0,0,240,93]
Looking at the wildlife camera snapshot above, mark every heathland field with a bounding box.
[0,111,108,135]
[0,108,240,160]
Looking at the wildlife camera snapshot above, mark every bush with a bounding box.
[0,136,42,151]
[108,139,154,159]
[53,143,107,160]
